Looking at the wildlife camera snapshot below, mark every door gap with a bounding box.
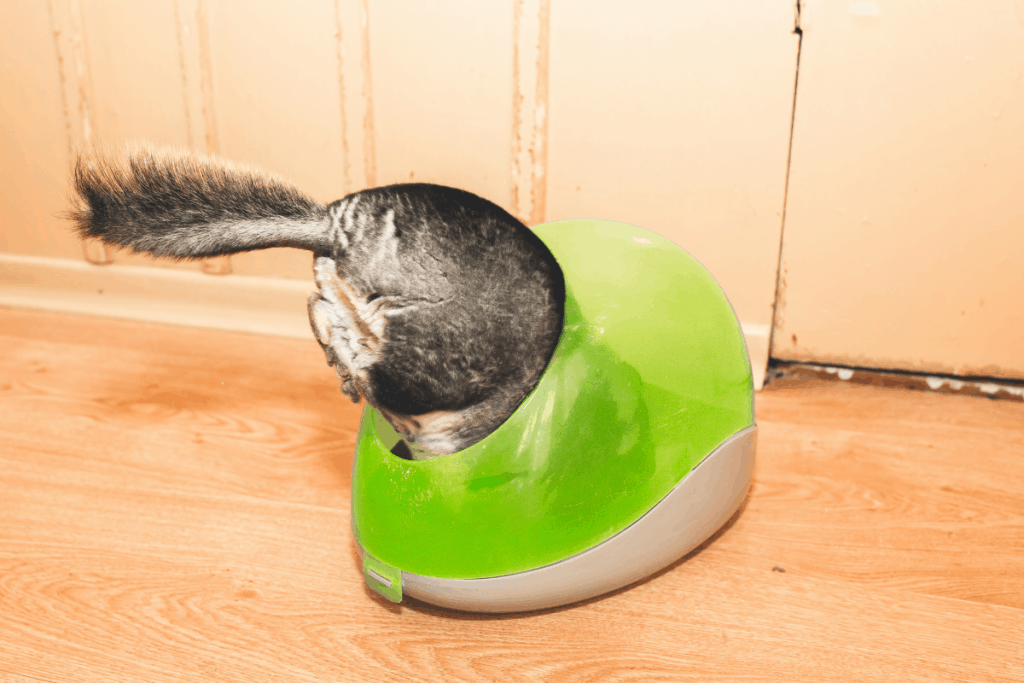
[767,0,804,362]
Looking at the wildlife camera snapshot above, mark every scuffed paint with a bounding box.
[850,2,881,19]
[769,362,1024,402]
[511,0,550,226]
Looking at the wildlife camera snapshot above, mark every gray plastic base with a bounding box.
[358,425,756,613]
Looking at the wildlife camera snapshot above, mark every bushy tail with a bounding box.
[69,145,332,260]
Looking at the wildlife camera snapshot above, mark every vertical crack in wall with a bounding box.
[360,0,377,189]
[511,0,526,219]
[767,0,803,360]
[332,0,352,193]
[48,0,75,163]
[48,0,111,265]
[332,0,374,193]
[194,0,218,156]
[511,0,550,226]
[192,0,231,275]
[530,0,550,226]
[172,0,194,150]
[68,0,93,148]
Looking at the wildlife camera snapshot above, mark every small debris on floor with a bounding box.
[772,566,786,573]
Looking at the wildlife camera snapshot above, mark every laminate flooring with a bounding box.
[1,307,1022,682]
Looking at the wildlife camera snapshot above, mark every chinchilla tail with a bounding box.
[69,144,333,260]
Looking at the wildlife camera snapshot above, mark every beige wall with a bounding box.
[2,0,1021,383]
[0,0,84,262]
[544,0,798,374]
[0,0,797,388]
[775,0,1024,380]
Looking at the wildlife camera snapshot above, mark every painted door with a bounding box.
[775,0,1024,380]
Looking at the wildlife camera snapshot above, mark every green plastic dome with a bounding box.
[352,219,756,611]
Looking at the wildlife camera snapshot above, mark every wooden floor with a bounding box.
[1,307,1022,683]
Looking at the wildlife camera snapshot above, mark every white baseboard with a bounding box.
[0,253,315,340]
[0,253,771,389]
[740,322,770,391]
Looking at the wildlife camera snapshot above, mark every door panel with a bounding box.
[777,0,1024,379]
